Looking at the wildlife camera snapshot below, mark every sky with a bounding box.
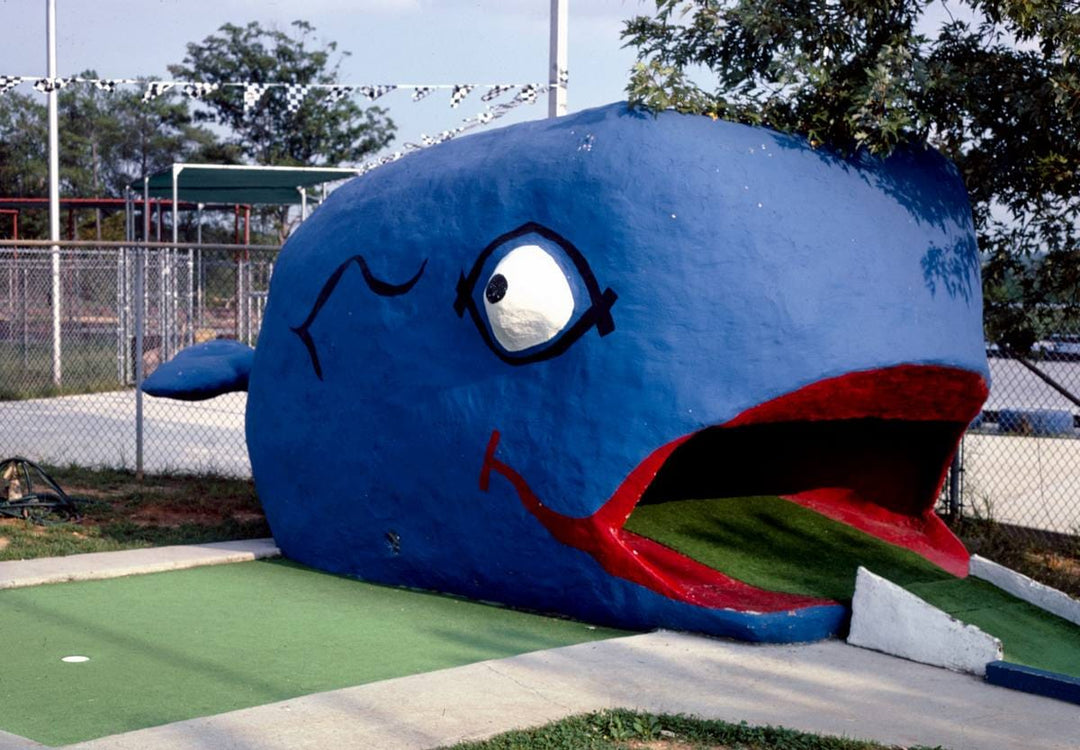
[0,0,651,164]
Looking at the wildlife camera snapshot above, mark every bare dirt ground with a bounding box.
[0,465,269,560]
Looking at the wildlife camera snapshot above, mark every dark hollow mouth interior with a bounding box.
[637,418,968,518]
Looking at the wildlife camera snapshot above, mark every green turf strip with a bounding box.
[907,578,1080,677]
[626,495,1080,678]
[0,559,622,746]
[625,495,953,601]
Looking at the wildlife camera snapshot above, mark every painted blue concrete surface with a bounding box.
[985,661,1080,705]
[142,339,254,400]
[231,103,989,641]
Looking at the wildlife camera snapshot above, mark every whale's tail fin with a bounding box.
[141,339,254,401]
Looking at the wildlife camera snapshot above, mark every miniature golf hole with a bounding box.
[61,655,90,663]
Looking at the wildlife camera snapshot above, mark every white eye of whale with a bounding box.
[482,244,574,353]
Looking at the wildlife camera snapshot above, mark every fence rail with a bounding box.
[1,240,1078,539]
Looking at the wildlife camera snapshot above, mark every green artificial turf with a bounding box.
[908,578,1080,677]
[626,495,1080,678]
[0,559,623,746]
[625,495,953,601]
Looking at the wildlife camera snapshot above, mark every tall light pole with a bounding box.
[47,0,62,386]
[548,0,568,118]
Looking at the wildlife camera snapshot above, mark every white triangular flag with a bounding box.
[142,81,175,103]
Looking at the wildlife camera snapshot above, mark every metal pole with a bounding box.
[136,177,148,479]
[120,189,132,384]
[299,187,308,221]
[173,165,194,348]
[948,449,961,519]
[156,199,167,360]
[548,0,568,118]
[47,0,62,386]
[243,206,251,342]
[196,202,203,332]
[115,194,125,384]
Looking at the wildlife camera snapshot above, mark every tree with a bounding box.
[622,0,1080,352]
[58,71,236,200]
[168,20,396,167]
[0,74,232,239]
[0,91,48,199]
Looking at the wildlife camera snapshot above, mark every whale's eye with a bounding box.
[454,222,617,365]
[485,274,508,303]
[482,245,575,352]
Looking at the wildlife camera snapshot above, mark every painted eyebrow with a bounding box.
[292,255,427,380]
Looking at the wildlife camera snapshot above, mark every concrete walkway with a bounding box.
[0,542,1075,750]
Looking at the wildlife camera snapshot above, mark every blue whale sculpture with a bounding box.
[145,102,989,642]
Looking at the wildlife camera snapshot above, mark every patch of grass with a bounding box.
[0,464,268,561]
[0,338,123,401]
[442,709,945,750]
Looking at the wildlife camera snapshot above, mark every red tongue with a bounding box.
[784,488,971,576]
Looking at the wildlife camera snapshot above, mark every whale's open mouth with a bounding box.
[481,364,988,613]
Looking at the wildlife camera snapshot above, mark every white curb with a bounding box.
[847,567,1002,675]
[970,554,1080,627]
[0,538,280,590]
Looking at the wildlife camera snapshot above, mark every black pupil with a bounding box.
[485,274,508,304]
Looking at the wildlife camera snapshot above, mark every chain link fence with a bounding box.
[0,240,276,477]
[947,338,1080,538]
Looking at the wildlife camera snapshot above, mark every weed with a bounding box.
[441,709,946,750]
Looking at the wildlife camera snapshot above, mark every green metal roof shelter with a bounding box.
[134,163,363,244]
[138,163,362,206]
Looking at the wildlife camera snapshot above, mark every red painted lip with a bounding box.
[481,364,989,613]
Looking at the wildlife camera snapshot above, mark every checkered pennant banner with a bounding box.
[411,86,435,102]
[142,82,175,102]
[421,130,458,147]
[0,76,22,94]
[480,104,514,124]
[94,79,121,93]
[182,82,220,99]
[322,85,354,105]
[243,83,270,112]
[359,85,395,101]
[33,77,71,93]
[450,84,475,109]
[284,84,310,114]
[513,84,541,104]
[481,84,515,102]
[358,86,546,177]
